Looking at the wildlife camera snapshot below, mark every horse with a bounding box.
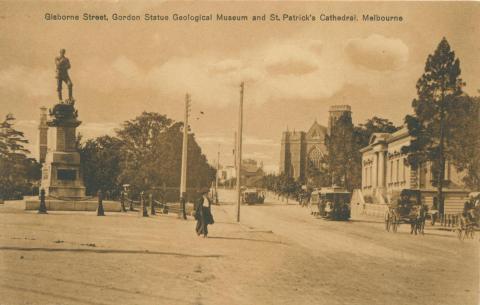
[409,205,427,235]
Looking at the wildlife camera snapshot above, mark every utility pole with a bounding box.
[236,82,244,222]
[233,131,237,189]
[179,93,191,219]
[215,146,220,203]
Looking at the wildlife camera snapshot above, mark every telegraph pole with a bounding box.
[236,82,244,222]
[233,131,237,189]
[179,93,191,219]
[215,146,220,203]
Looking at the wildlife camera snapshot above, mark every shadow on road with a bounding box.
[207,236,285,245]
[0,284,111,305]
[2,269,196,305]
[0,246,222,258]
[349,219,385,224]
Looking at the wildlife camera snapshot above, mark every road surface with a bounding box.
[0,189,477,305]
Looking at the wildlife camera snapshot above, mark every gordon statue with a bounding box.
[55,48,73,103]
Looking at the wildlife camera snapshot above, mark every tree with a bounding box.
[324,113,360,191]
[448,95,480,190]
[355,116,399,148]
[402,38,465,212]
[306,159,330,188]
[311,116,399,191]
[276,173,299,200]
[0,114,40,199]
[116,112,173,193]
[80,135,124,196]
[115,112,215,196]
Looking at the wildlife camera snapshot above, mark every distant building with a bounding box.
[219,165,236,184]
[358,127,469,214]
[241,159,264,187]
[279,105,351,180]
[218,160,264,188]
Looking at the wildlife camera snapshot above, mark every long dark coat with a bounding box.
[195,195,214,236]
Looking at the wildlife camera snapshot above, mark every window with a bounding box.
[402,159,406,182]
[308,147,323,169]
[396,160,399,182]
[390,160,394,183]
[364,167,367,186]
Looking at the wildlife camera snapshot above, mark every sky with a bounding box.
[0,1,479,173]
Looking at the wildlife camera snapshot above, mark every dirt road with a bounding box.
[0,190,478,305]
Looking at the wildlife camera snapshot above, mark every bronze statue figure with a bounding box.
[55,49,73,103]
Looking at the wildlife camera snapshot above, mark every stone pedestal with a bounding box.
[40,102,86,199]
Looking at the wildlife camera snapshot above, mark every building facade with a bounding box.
[359,127,469,213]
[279,105,351,180]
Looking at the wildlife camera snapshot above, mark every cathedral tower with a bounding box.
[328,105,352,134]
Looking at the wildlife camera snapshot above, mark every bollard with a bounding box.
[149,193,156,215]
[128,192,134,211]
[178,195,187,220]
[97,190,105,216]
[120,191,127,212]
[140,191,148,217]
[161,188,168,214]
[38,189,47,214]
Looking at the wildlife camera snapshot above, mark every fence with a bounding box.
[122,191,195,216]
[350,202,388,218]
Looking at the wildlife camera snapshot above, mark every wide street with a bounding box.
[0,189,478,305]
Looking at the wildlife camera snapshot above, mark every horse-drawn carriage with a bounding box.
[309,187,351,221]
[455,192,480,240]
[385,189,427,234]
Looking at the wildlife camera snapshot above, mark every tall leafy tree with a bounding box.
[324,113,360,191]
[89,111,217,197]
[309,116,398,190]
[306,159,331,188]
[0,114,40,199]
[402,38,465,212]
[116,112,173,192]
[80,135,124,196]
[448,95,480,190]
[355,117,399,148]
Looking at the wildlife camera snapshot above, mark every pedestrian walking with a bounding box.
[194,188,214,238]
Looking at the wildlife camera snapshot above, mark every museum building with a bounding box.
[358,127,469,214]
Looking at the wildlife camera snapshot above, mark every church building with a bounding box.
[279,105,351,180]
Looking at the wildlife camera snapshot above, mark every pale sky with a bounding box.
[1,1,479,173]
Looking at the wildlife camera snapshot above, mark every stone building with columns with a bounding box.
[279,105,351,180]
[358,126,469,214]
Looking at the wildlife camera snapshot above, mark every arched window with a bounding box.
[308,146,323,169]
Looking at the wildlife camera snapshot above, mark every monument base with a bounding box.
[24,199,121,212]
[41,151,86,199]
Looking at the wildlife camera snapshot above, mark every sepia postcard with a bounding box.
[0,1,479,305]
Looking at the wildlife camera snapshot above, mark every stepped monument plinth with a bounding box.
[25,49,120,212]
[40,102,86,199]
